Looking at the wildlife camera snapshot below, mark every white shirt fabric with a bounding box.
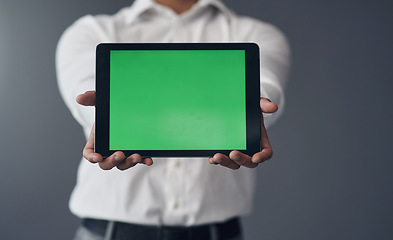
[56,0,290,227]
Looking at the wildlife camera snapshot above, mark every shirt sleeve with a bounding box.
[56,15,109,135]
[238,19,291,128]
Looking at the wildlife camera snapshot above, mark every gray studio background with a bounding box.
[1,0,392,239]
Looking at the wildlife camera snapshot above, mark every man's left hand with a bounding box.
[208,97,278,169]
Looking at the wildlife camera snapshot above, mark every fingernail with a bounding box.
[232,154,240,161]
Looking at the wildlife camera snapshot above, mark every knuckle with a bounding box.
[99,162,113,170]
[248,163,259,168]
[232,165,241,170]
[252,157,264,164]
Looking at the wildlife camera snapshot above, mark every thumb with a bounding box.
[260,98,278,114]
[76,91,96,106]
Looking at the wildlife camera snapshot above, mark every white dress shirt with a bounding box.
[56,0,290,226]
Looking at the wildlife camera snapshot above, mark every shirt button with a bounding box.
[175,161,181,168]
[173,202,179,210]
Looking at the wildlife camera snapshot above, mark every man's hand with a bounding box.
[208,98,278,169]
[76,91,153,170]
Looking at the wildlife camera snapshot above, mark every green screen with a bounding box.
[109,50,246,150]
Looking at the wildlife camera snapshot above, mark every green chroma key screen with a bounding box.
[109,49,246,150]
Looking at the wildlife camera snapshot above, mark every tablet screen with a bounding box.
[96,43,260,157]
[109,50,246,150]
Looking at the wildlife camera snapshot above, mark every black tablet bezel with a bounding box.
[96,43,261,158]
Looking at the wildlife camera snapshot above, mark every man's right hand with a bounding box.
[76,91,153,170]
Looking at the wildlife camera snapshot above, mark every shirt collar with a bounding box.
[125,0,232,24]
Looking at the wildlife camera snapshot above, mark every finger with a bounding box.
[116,154,154,170]
[208,157,218,165]
[99,151,125,170]
[260,98,278,113]
[229,150,258,168]
[210,153,240,170]
[116,154,139,171]
[76,91,96,106]
[252,120,273,164]
[83,125,103,163]
[142,157,154,166]
[130,154,154,166]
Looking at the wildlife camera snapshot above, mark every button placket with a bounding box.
[165,158,184,214]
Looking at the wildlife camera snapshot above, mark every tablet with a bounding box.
[95,43,261,158]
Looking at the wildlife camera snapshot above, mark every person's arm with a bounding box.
[208,19,290,169]
[253,21,291,128]
[56,16,151,170]
[56,16,98,132]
